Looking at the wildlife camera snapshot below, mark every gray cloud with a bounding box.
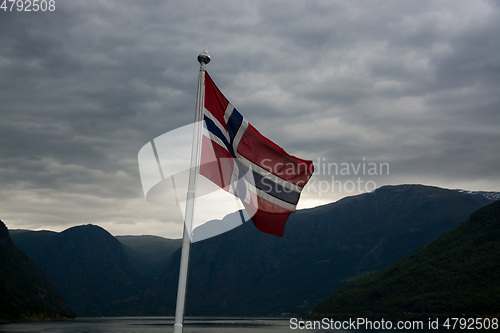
[1,0,498,237]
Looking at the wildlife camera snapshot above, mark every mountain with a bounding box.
[126,184,495,316]
[8,184,496,317]
[8,229,58,259]
[11,224,150,317]
[312,200,500,318]
[116,235,182,280]
[0,220,74,322]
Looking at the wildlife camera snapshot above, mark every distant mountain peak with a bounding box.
[454,189,500,201]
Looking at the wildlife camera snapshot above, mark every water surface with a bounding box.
[0,316,456,332]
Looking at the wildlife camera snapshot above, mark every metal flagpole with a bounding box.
[173,51,210,333]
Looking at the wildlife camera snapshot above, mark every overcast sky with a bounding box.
[1,0,499,238]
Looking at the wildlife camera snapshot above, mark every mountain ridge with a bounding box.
[8,184,498,317]
[312,200,500,318]
[125,184,494,316]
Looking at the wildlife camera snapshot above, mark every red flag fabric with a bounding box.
[200,72,314,236]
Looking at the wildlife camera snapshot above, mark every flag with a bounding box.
[138,72,314,241]
[200,72,314,237]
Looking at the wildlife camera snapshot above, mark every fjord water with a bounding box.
[0,317,450,332]
[1,317,288,333]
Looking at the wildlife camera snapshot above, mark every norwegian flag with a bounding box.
[199,73,314,237]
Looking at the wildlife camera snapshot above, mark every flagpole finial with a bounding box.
[197,50,211,65]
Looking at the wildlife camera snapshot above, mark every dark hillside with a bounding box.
[313,200,500,318]
[0,220,74,322]
[116,235,182,279]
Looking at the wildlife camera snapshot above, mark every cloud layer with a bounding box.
[1,0,498,237]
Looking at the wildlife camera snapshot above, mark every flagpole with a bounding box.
[173,51,210,333]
